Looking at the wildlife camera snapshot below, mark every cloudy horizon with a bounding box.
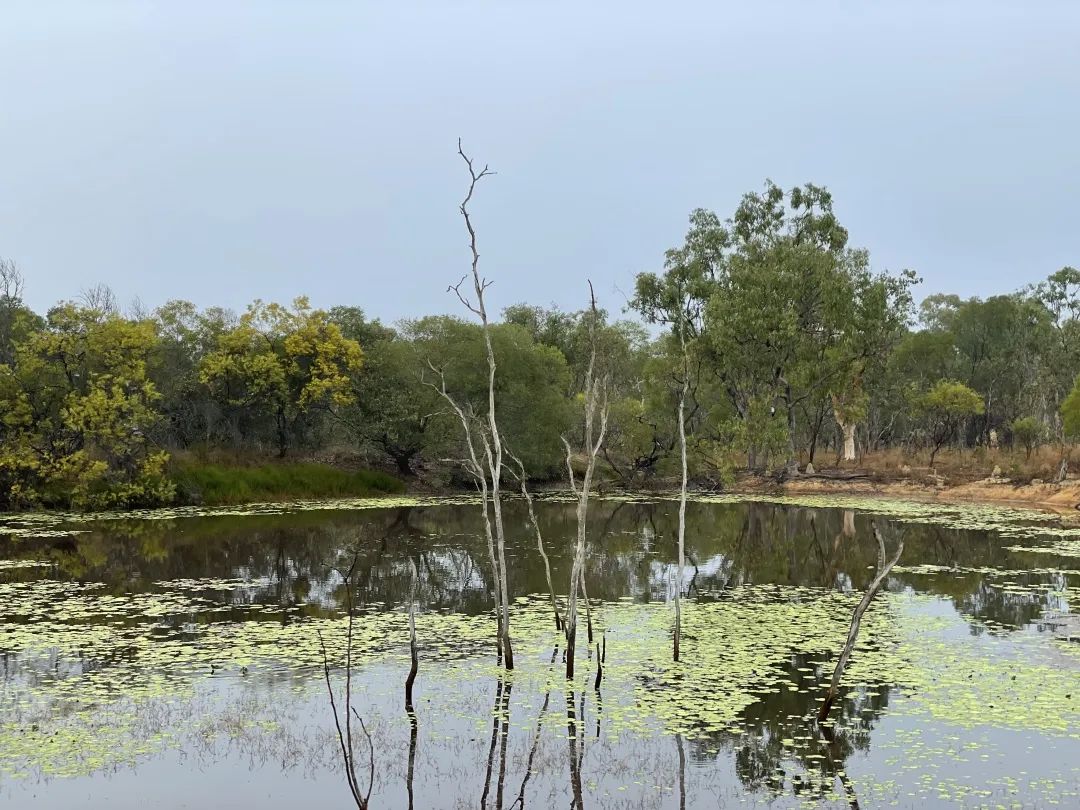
[2,1,1078,321]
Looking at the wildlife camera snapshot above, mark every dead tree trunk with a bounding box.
[405,558,419,713]
[426,367,506,664]
[563,282,608,680]
[674,326,689,662]
[817,521,904,722]
[509,452,562,631]
[429,141,515,669]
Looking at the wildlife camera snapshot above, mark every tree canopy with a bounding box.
[0,179,1077,508]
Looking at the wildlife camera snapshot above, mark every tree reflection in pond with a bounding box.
[2,495,1080,807]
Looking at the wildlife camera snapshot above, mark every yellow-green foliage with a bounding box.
[199,297,363,456]
[0,304,176,509]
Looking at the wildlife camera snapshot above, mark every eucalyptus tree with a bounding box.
[632,212,716,661]
[920,293,1053,441]
[703,182,916,473]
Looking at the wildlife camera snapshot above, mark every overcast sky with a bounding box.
[2,1,1078,322]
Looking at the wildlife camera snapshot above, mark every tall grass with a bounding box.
[170,461,405,506]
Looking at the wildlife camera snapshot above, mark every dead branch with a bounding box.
[405,557,419,713]
[451,140,513,669]
[817,521,904,722]
[508,450,563,631]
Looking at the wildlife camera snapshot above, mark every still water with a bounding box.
[1,493,1079,808]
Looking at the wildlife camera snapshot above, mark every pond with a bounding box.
[2,493,1079,808]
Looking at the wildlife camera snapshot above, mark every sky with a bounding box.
[2,1,1078,323]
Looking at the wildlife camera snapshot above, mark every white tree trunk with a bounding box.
[842,422,857,462]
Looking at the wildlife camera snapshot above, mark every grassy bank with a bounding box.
[170,460,405,506]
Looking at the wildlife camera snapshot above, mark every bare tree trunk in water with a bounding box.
[674,326,689,662]
[427,368,505,665]
[566,689,585,810]
[510,453,562,631]
[580,567,594,644]
[818,521,904,722]
[563,282,609,680]
[432,141,514,669]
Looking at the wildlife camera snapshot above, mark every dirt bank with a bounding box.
[747,475,1080,516]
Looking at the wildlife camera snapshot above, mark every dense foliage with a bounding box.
[2,183,1077,509]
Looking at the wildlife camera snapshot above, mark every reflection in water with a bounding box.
[317,551,374,810]
[676,733,687,810]
[820,723,860,810]
[2,496,1080,807]
[481,675,514,810]
[512,645,559,809]
[566,687,585,810]
[406,707,417,810]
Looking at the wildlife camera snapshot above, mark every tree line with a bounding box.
[2,181,1079,510]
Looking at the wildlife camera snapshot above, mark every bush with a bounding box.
[1011,417,1044,459]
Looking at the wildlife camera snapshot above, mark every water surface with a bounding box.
[2,494,1079,808]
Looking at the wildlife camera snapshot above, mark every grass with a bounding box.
[849,445,1068,484]
[169,460,406,506]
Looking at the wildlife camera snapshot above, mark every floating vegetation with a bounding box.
[0,559,51,570]
[1,495,1078,807]
[0,495,484,538]
[1006,538,1080,557]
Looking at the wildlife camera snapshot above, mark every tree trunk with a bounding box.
[842,422,856,462]
[394,449,418,477]
[674,332,689,663]
[783,380,799,475]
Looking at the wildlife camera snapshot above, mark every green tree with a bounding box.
[1010,416,1044,459]
[328,311,449,477]
[150,300,237,448]
[408,316,572,478]
[918,380,984,465]
[1060,375,1080,441]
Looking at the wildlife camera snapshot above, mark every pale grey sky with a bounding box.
[2,1,1078,321]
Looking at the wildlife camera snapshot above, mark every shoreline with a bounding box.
[742,475,1080,517]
